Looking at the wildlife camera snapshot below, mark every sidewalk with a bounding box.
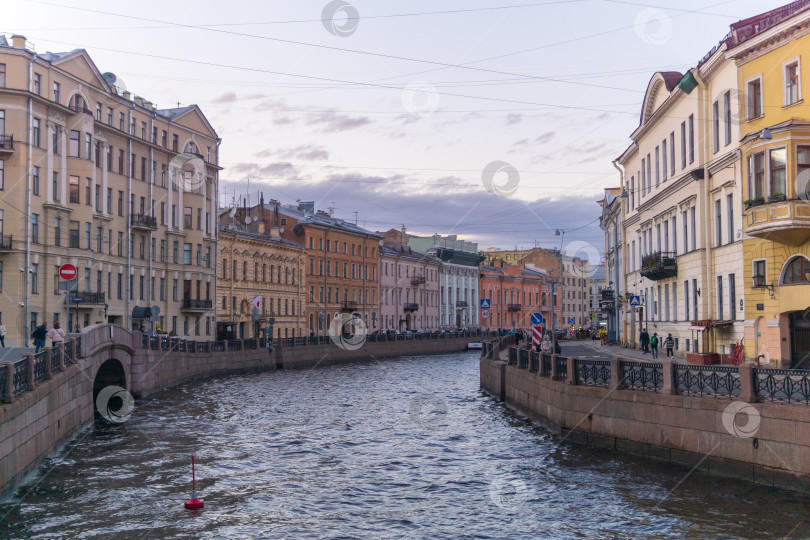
[577,340,683,364]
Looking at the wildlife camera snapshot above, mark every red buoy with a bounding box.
[184,455,204,509]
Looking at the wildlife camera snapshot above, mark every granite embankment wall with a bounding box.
[1,325,472,496]
[480,345,810,490]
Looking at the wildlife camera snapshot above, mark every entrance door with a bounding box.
[790,312,810,369]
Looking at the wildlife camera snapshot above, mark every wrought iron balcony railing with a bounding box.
[456,300,468,308]
[411,275,425,285]
[0,235,12,250]
[69,103,93,116]
[0,134,13,152]
[131,213,158,229]
[70,291,106,304]
[404,303,419,311]
[640,251,677,281]
[181,298,213,310]
[507,303,521,311]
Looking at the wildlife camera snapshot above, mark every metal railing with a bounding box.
[33,351,48,384]
[576,359,611,387]
[508,347,518,366]
[529,351,539,372]
[541,353,552,376]
[621,361,664,392]
[131,213,157,229]
[0,366,6,402]
[555,356,568,379]
[181,299,213,310]
[51,346,61,373]
[675,365,741,398]
[13,359,28,396]
[64,341,74,364]
[755,368,810,404]
[518,348,529,369]
[0,134,14,151]
[0,234,12,249]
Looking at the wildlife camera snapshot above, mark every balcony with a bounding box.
[404,303,419,312]
[745,198,810,246]
[341,301,358,313]
[456,300,468,308]
[507,303,521,312]
[0,134,13,154]
[640,252,677,281]
[131,213,157,230]
[181,298,212,311]
[0,235,12,250]
[68,103,93,116]
[411,275,425,285]
[69,291,106,305]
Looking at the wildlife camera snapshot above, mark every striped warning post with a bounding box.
[532,326,543,349]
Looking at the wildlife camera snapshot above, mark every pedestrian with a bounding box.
[640,328,650,354]
[599,328,606,346]
[0,322,5,347]
[48,322,65,345]
[650,332,659,359]
[540,336,552,355]
[664,333,675,358]
[32,323,48,353]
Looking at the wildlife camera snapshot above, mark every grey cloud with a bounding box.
[254,145,329,161]
[535,131,556,144]
[505,113,522,125]
[212,91,238,103]
[307,114,371,133]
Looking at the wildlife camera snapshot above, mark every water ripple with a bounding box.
[1,352,808,538]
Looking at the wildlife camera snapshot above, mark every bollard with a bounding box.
[550,354,559,380]
[738,363,757,403]
[610,358,624,390]
[44,349,52,380]
[566,357,577,385]
[3,363,13,402]
[26,353,35,391]
[57,342,65,371]
[662,360,677,395]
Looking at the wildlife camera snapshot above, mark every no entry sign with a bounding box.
[59,263,77,281]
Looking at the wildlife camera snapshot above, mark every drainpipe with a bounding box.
[126,104,133,330]
[24,53,33,346]
[612,159,625,344]
[693,68,714,354]
[148,109,154,330]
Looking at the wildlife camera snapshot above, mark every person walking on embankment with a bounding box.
[0,323,5,347]
[650,333,659,359]
[48,322,65,347]
[664,334,675,358]
[640,328,650,354]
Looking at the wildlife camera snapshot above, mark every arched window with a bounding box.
[781,255,810,285]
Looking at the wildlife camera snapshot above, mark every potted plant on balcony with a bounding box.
[768,192,786,202]
[744,196,765,209]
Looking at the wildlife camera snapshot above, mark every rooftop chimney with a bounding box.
[122,91,131,100]
[11,35,26,49]
[134,96,144,106]
[144,100,152,109]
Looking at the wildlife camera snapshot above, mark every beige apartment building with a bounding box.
[618,39,744,361]
[217,223,306,341]
[0,35,220,345]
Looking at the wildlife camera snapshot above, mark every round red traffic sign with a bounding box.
[59,263,77,281]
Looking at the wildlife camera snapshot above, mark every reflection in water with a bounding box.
[2,352,809,539]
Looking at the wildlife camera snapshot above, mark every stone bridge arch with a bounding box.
[80,324,136,418]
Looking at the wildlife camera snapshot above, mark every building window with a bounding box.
[655,146,660,186]
[723,91,732,146]
[781,256,810,285]
[729,274,736,321]
[784,59,801,106]
[84,222,91,250]
[669,131,675,176]
[31,263,38,294]
[69,176,80,203]
[31,213,39,244]
[640,158,645,195]
[184,206,192,228]
[183,243,192,265]
[688,114,694,163]
[32,118,40,147]
[690,207,696,251]
[748,152,765,200]
[53,82,60,103]
[727,194,734,244]
[32,166,40,196]
[119,112,125,131]
[769,148,787,197]
[662,139,667,181]
[715,199,722,247]
[717,276,724,321]
[69,130,80,157]
[646,154,651,192]
[172,134,178,152]
[712,100,719,153]
[107,107,113,126]
[680,121,686,169]
[747,76,763,119]
[33,73,41,95]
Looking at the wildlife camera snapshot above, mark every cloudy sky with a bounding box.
[4,0,789,262]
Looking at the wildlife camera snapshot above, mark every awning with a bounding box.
[688,320,735,331]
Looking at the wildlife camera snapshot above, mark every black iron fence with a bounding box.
[621,361,664,392]
[755,368,810,404]
[675,365,741,398]
[518,348,529,369]
[576,359,611,387]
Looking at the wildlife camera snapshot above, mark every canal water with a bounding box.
[2,351,809,539]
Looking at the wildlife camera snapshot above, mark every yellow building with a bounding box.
[0,35,220,345]
[217,223,307,340]
[727,3,810,367]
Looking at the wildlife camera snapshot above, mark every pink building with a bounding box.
[380,244,441,331]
